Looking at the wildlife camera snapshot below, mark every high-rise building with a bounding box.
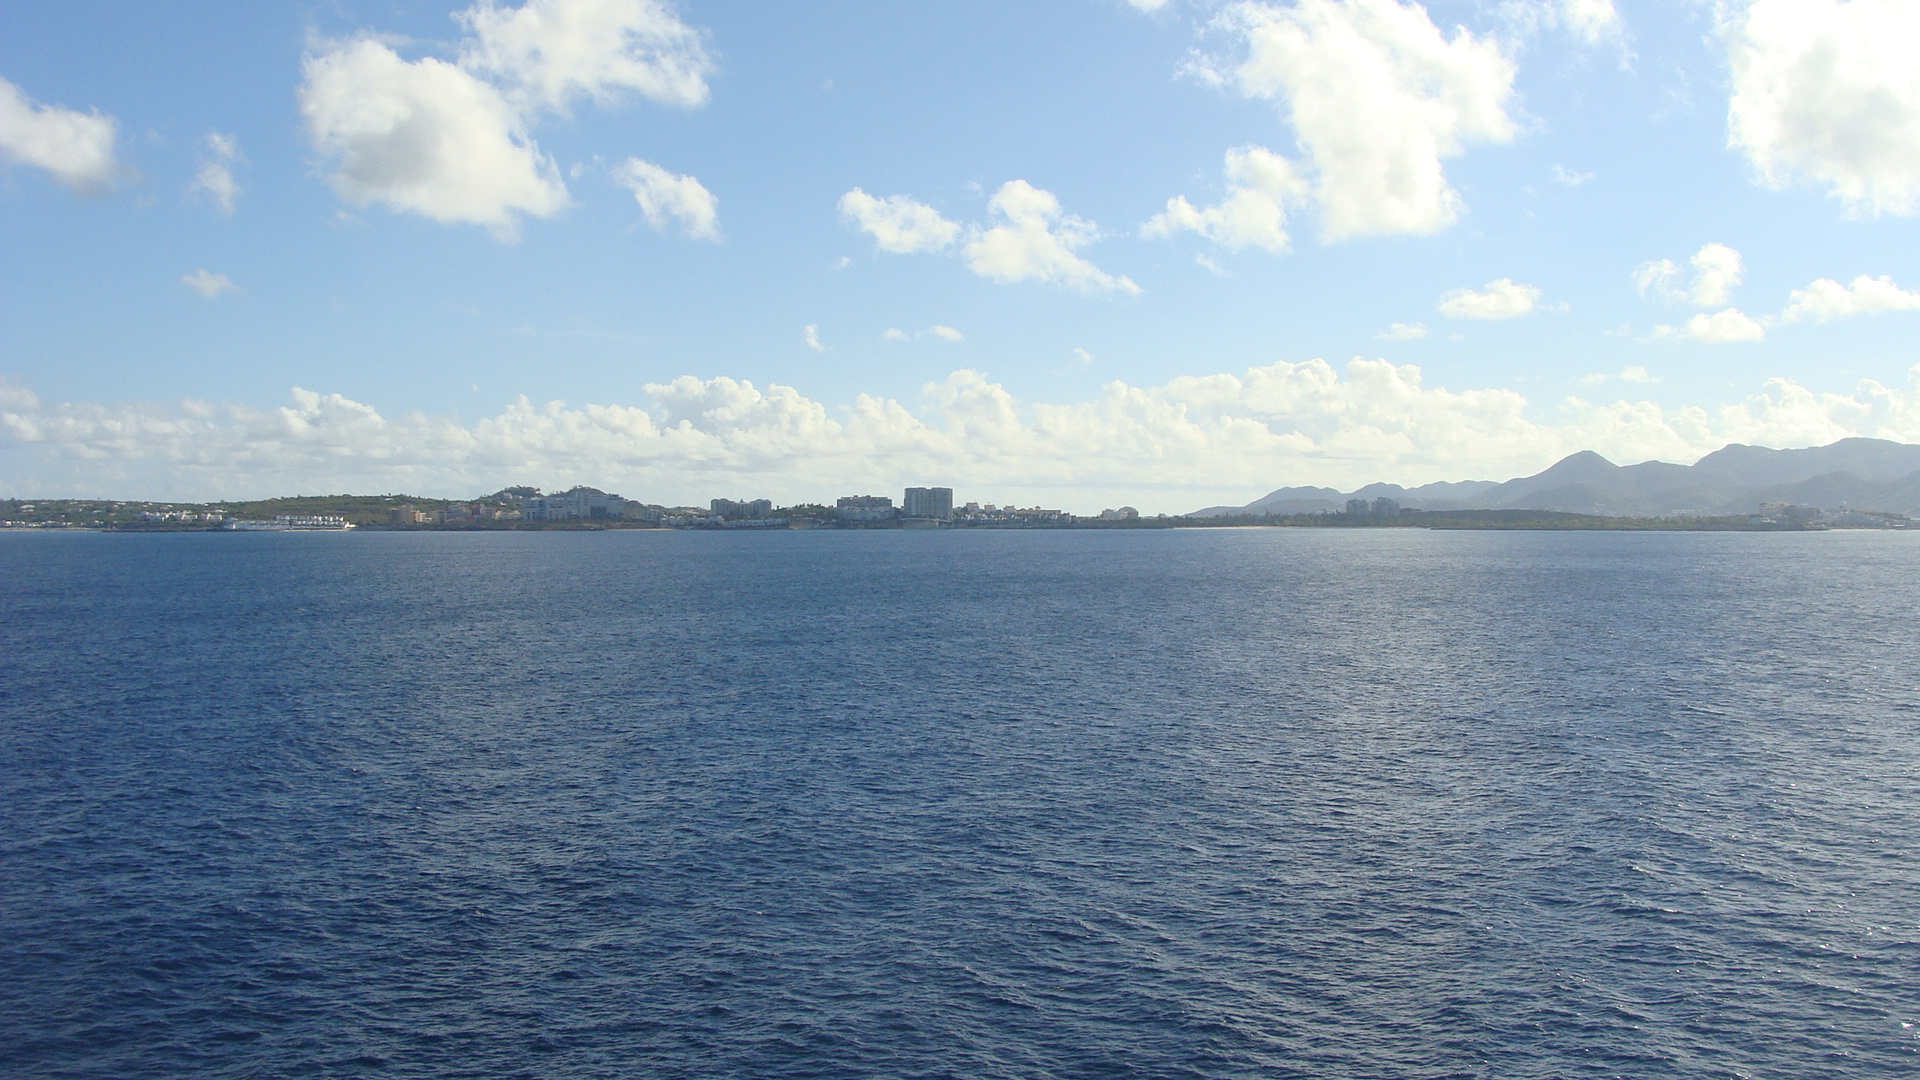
[902,486,954,520]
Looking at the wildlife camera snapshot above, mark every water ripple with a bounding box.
[3,528,1918,1078]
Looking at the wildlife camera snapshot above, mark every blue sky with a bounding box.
[4,0,1920,511]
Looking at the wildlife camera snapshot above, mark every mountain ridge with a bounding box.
[1187,438,1920,518]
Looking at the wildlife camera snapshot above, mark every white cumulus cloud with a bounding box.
[11,364,1920,511]
[0,75,118,189]
[1727,0,1920,216]
[1655,308,1767,344]
[1377,321,1428,340]
[1143,145,1308,252]
[963,180,1140,295]
[457,0,712,113]
[298,0,711,238]
[181,270,237,299]
[803,324,827,352]
[930,325,964,342]
[190,132,241,213]
[612,157,718,239]
[1438,278,1542,320]
[1198,0,1518,240]
[842,182,1135,294]
[838,188,961,254]
[299,39,568,237]
[1781,274,1920,323]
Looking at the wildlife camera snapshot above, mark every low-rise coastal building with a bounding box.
[711,498,775,520]
[524,488,630,521]
[836,495,896,522]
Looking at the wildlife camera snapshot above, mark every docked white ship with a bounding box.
[222,515,355,531]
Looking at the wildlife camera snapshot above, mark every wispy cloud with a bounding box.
[881,326,965,343]
[1579,365,1661,386]
[189,132,242,213]
[1635,243,1743,306]
[839,189,960,254]
[612,157,719,240]
[180,269,238,299]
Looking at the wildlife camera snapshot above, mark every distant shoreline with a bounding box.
[6,496,1909,533]
[0,515,1879,534]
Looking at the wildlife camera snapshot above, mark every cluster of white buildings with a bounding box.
[953,501,1071,525]
[373,484,1097,529]
[832,489,1071,525]
[692,487,1075,527]
[1748,502,1912,528]
[390,503,523,525]
[520,489,633,521]
[224,514,353,531]
[139,509,227,523]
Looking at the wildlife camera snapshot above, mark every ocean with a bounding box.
[2,528,1917,1078]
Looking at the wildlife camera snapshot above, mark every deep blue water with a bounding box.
[2,528,1918,1079]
